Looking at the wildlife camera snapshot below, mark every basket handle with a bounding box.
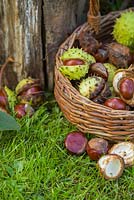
[87,0,100,34]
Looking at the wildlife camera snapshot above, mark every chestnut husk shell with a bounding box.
[108,142,134,167]
[79,76,106,100]
[92,83,111,104]
[97,154,125,180]
[16,79,41,96]
[113,65,134,106]
[18,91,45,107]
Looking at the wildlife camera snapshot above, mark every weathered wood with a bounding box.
[0,0,132,91]
[0,0,44,89]
[43,0,88,91]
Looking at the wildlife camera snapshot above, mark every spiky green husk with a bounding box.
[60,48,96,80]
[59,64,89,80]
[4,86,18,111]
[113,11,134,50]
[79,76,104,99]
[104,63,117,86]
[60,48,96,64]
[15,77,39,95]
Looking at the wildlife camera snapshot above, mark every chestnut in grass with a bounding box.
[63,59,85,66]
[64,131,88,155]
[104,97,128,110]
[97,154,124,180]
[20,85,43,96]
[108,142,134,167]
[14,103,34,118]
[15,77,45,108]
[86,138,109,161]
[119,78,134,100]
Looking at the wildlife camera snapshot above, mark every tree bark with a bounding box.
[0,0,44,89]
[0,0,88,91]
[43,0,88,91]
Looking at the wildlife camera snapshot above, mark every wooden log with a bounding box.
[43,0,88,91]
[0,0,44,89]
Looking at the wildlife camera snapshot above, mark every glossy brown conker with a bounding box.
[64,131,88,155]
[104,97,128,110]
[63,59,85,66]
[86,138,109,161]
[119,78,134,100]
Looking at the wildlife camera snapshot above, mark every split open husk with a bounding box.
[113,65,134,106]
[108,141,134,166]
[98,154,124,180]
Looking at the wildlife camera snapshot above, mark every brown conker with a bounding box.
[89,63,108,80]
[63,59,85,66]
[14,103,34,118]
[94,48,108,63]
[14,104,26,118]
[20,86,42,96]
[119,78,134,100]
[86,138,109,161]
[104,97,128,110]
[64,131,88,155]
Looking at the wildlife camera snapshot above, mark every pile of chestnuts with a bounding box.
[64,130,134,180]
[0,57,45,118]
[59,30,134,111]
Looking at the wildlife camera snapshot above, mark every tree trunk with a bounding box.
[43,0,88,91]
[0,0,44,89]
[0,0,89,91]
[0,1,132,91]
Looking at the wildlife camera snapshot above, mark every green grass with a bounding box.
[0,96,134,200]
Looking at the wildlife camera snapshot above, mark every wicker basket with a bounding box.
[54,0,134,142]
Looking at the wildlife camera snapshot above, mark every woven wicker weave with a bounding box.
[54,0,134,142]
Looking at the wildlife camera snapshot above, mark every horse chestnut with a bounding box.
[89,63,108,80]
[20,86,42,96]
[15,78,45,108]
[63,59,85,66]
[14,103,34,118]
[86,138,109,161]
[64,131,88,155]
[119,78,134,100]
[104,97,128,110]
[94,48,108,63]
